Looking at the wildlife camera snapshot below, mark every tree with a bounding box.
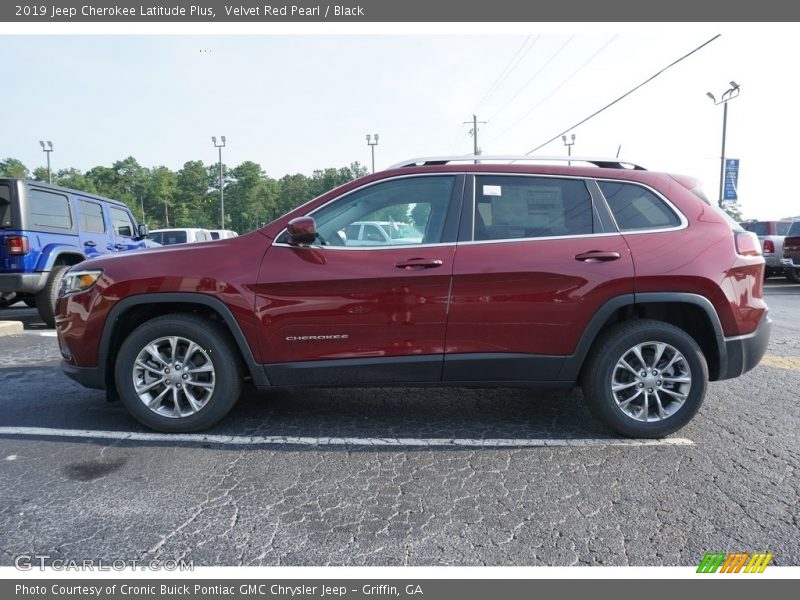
[277,173,313,216]
[721,202,744,222]
[175,161,212,228]
[0,158,30,179]
[54,168,97,193]
[410,203,431,228]
[143,166,177,228]
[32,166,50,182]
[225,161,276,232]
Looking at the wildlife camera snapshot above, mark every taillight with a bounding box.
[6,236,29,255]
[735,231,761,256]
[763,240,775,254]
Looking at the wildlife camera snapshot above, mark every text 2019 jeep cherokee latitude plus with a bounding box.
[56,156,771,437]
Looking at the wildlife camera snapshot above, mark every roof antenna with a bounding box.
[616,144,622,158]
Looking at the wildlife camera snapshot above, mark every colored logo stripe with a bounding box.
[697,552,772,573]
[697,552,726,573]
[744,553,773,573]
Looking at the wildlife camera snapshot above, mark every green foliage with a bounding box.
[32,166,50,182]
[720,202,744,222]
[0,158,31,179]
[410,203,431,228]
[0,156,370,234]
[54,168,98,193]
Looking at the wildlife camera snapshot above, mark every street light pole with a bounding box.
[366,134,379,173]
[561,133,576,166]
[212,136,226,229]
[39,141,53,184]
[706,82,740,208]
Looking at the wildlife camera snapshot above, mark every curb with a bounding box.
[0,321,24,336]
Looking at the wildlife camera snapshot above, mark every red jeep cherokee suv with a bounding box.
[55,156,771,438]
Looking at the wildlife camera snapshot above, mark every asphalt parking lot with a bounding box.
[0,280,798,567]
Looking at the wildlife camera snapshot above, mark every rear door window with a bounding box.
[472,176,594,241]
[597,181,681,231]
[28,188,73,230]
[79,200,106,234]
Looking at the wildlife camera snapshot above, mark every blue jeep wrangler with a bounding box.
[0,179,157,326]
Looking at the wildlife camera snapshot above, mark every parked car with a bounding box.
[780,220,800,283]
[208,229,239,240]
[0,178,156,326]
[56,156,770,437]
[740,220,794,278]
[342,221,423,246]
[149,228,213,245]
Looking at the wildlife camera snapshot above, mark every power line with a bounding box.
[449,125,469,153]
[488,35,575,122]
[474,35,539,110]
[489,35,618,145]
[525,34,722,155]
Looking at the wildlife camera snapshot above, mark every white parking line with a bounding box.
[0,427,693,447]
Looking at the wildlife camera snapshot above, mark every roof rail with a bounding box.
[387,155,647,171]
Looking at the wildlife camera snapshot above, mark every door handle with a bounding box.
[395,258,444,270]
[114,243,126,250]
[84,241,96,247]
[574,251,621,263]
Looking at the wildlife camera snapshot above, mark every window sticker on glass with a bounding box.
[483,185,502,197]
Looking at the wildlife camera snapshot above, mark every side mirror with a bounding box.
[287,216,317,245]
[138,223,150,239]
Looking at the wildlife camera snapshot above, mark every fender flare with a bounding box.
[36,246,86,271]
[558,292,726,381]
[98,292,269,390]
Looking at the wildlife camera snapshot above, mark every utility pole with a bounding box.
[463,115,487,158]
[562,133,576,165]
[706,82,740,208]
[212,136,226,229]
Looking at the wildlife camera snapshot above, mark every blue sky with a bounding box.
[1,28,797,219]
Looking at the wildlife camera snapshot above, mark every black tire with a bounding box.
[787,268,800,283]
[115,313,243,432]
[580,319,708,438]
[35,265,69,327]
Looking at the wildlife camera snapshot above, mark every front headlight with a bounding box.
[60,269,103,296]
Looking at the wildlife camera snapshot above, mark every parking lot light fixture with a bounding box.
[706,82,741,208]
[212,136,226,229]
[366,134,379,173]
[39,140,53,184]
